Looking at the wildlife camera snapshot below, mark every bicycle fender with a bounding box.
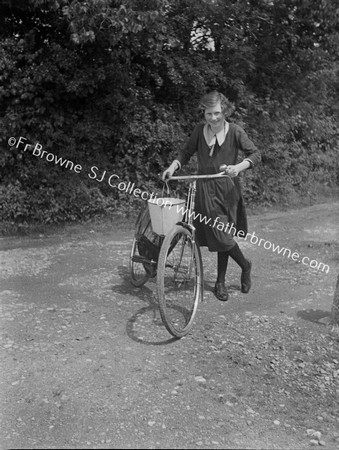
[176,222,195,234]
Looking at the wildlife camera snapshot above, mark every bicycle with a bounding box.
[129,172,228,338]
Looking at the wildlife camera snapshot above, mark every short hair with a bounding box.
[198,91,234,117]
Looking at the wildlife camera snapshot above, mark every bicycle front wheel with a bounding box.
[157,225,202,338]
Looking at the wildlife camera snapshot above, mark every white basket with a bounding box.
[148,197,185,235]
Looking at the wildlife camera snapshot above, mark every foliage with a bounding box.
[0,0,338,225]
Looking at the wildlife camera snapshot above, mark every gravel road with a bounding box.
[1,202,338,449]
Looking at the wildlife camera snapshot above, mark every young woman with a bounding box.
[162,91,261,301]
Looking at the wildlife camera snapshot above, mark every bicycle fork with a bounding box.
[172,180,196,283]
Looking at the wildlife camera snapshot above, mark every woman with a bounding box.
[162,91,260,301]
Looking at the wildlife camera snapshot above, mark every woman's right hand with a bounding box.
[162,168,173,181]
[162,160,180,181]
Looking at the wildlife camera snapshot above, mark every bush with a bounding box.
[0,0,338,228]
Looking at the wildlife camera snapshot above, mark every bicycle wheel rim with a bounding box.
[157,225,202,338]
[129,238,151,287]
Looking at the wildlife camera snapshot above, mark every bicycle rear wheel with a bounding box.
[157,225,202,338]
[129,202,162,287]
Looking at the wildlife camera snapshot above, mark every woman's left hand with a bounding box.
[225,165,240,177]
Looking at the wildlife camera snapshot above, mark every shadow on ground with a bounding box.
[297,308,331,324]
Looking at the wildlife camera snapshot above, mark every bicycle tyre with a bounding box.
[129,237,151,287]
[157,225,202,338]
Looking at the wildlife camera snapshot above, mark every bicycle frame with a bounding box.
[165,172,229,284]
[130,172,230,289]
[165,171,228,228]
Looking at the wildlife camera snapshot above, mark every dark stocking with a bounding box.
[217,252,229,283]
[228,243,250,271]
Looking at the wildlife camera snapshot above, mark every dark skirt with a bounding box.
[194,177,248,252]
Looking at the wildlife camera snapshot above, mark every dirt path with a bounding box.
[1,202,338,449]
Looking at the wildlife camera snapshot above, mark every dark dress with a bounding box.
[177,122,261,252]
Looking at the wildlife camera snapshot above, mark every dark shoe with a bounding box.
[214,282,229,301]
[241,260,252,293]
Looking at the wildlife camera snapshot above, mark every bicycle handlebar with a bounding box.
[166,172,230,181]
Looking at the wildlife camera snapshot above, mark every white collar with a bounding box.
[203,121,229,156]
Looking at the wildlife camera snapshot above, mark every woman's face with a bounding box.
[204,101,224,130]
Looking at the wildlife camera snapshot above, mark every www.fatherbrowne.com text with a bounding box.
[150,195,331,274]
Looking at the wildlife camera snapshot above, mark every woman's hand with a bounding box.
[225,165,240,177]
[162,167,174,181]
[219,164,240,177]
[220,160,250,177]
[162,160,180,181]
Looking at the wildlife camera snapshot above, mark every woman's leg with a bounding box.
[227,243,250,270]
[214,252,229,301]
[217,252,229,282]
[228,243,252,293]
